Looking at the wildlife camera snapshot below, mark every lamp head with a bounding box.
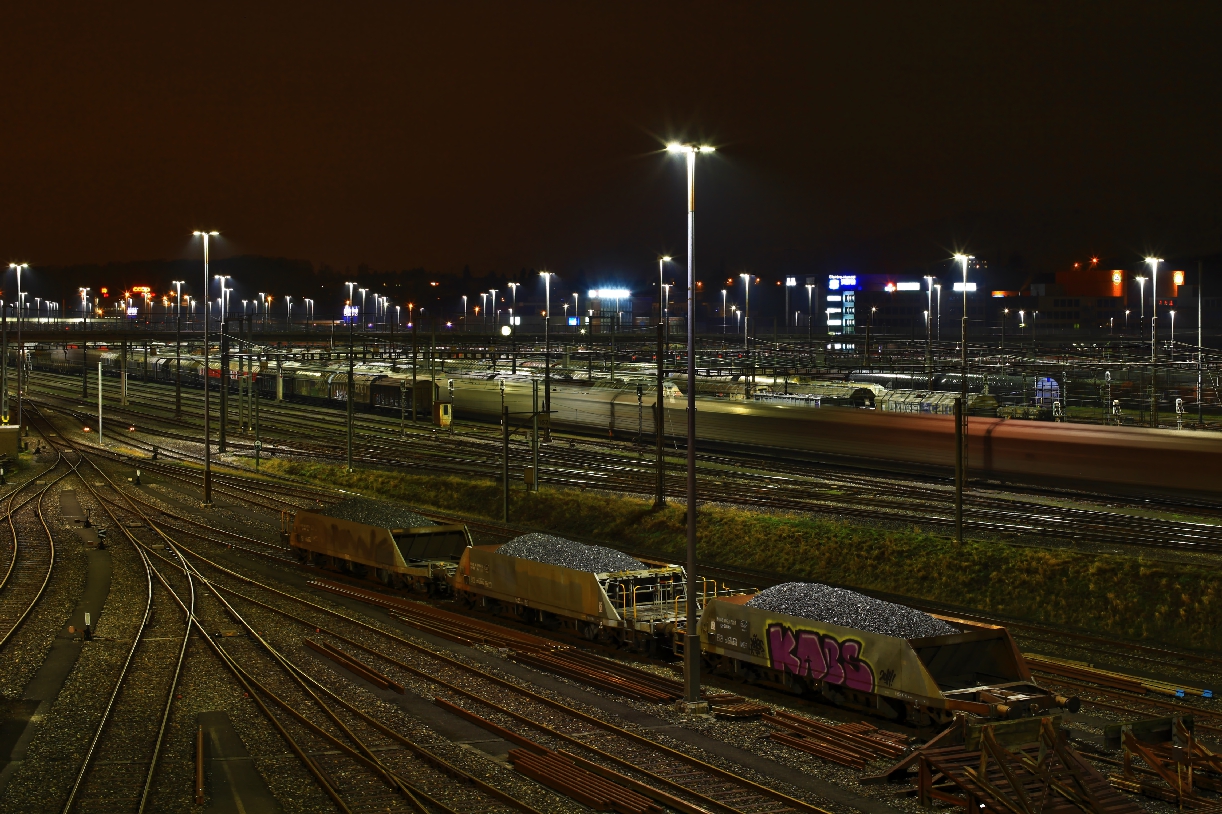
[660,255,672,262]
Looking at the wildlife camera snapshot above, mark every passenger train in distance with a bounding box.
[27,346,1222,500]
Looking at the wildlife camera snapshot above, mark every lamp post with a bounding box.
[193,231,219,505]
[1135,275,1147,338]
[462,295,468,331]
[541,271,554,438]
[1002,308,1009,349]
[489,289,498,326]
[785,277,797,330]
[9,264,27,434]
[214,275,231,322]
[1146,258,1161,363]
[508,282,519,315]
[739,272,752,349]
[805,283,815,344]
[721,289,727,334]
[1125,309,1131,331]
[1146,257,1162,425]
[658,255,672,347]
[666,140,714,709]
[572,293,579,333]
[952,253,972,546]
[935,283,942,343]
[1169,310,1176,363]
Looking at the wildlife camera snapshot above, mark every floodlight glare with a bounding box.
[500,325,512,336]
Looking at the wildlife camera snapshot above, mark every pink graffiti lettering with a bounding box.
[794,630,828,679]
[840,640,873,691]
[767,625,802,675]
[766,623,876,693]
[822,637,845,685]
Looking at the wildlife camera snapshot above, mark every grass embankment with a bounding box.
[267,460,1220,653]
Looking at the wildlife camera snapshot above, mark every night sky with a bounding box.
[3,2,1221,286]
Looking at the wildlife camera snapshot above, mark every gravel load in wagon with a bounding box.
[498,533,648,573]
[745,582,958,639]
[317,497,435,530]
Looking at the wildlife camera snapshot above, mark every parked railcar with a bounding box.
[699,594,1076,726]
[289,509,470,594]
[452,543,691,652]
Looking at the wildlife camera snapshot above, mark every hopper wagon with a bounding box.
[289,509,471,595]
[699,594,1077,726]
[453,544,689,652]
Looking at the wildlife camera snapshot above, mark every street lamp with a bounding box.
[541,270,554,429]
[666,140,714,708]
[658,255,671,321]
[9,263,28,432]
[480,293,487,330]
[1145,257,1161,363]
[572,293,579,333]
[1125,309,1131,330]
[805,283,815,343]
[1135,275,1147,337]
[489,289,498,325]
[739,272,751,348]
[508,282,519,314]
[785,277,797,330]
[213,275,231,321]
[935,283,942,342]
[951,253,972,546]
[1170,310,1176,362]
[462,295,468,330]
[192,230,220,504]
[721,289,727,334]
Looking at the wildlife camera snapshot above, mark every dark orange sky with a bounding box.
[2,2,1220,280]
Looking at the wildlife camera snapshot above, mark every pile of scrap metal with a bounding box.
[863,715,1144,814]
[763,711,911,769]
[1104,716,1222,808]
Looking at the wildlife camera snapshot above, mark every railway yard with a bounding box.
[0,368,1219,814]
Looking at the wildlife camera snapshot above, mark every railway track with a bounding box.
[164,540,830,814]
[0,450,72,651]
[22,408,192,814]
[31,400,1222,813]
[34,408,560,814]
[27,373,1222,559]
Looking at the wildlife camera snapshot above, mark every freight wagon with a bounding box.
[453,544,690,652]
[289,509,470,594]
[698,594,1076,727]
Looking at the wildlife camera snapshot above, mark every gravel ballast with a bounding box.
[498,533,648,573]
[317,497,435,530]
[746,582,958,639]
